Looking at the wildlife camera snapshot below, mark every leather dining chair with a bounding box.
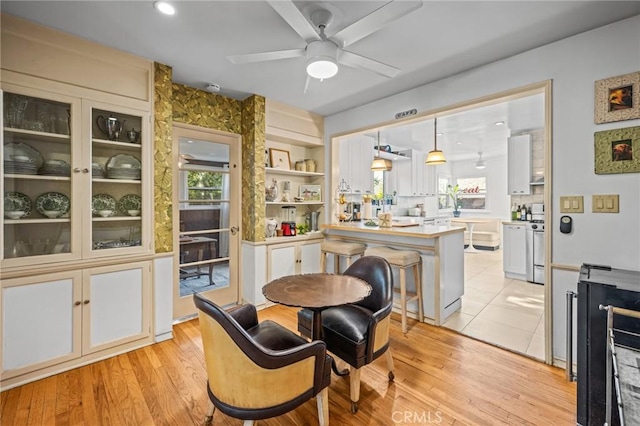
[297,256,395,413]
[193,293,332,425]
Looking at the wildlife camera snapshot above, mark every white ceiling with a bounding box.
[3,1,637,162]
[2,1,638,117]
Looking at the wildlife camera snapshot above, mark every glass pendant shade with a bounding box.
[370,130,392,171]
[371,158,392,171]
[425,149,446,165]
[426,117,446,165]
[475,152,486,169]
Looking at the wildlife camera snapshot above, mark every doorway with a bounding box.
[172,123,241,320]
[331,81,552,363]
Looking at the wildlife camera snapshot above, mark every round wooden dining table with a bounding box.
[262,273,372,341]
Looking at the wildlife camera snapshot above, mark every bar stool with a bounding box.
[320,240,366,274]
[364,246,423,333]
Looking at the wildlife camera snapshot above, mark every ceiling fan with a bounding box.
[227,0,423,90]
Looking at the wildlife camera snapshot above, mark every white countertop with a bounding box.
[322,222,464,238]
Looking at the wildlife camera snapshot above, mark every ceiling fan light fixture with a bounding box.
[306,40,339,79]
[154,1,175,15]
[426,117,446,165]
[306,57,338,79]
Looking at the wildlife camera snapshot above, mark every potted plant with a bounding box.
[447,184,463,217]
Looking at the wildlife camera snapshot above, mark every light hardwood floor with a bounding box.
[0,305,576,425]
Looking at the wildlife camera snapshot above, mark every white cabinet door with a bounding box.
[299,241,321,274]
[412,150,427,195]
[83,262,151,354]
[268,243,297,281]
[503,224,526,274]
[2,271,82,377]
[507,135,531,195]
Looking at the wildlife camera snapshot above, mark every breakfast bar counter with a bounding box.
[322,222,465,325]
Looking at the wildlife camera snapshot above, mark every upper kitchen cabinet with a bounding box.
[338,134,375,194]
[389,149,429,197]
[507,134,531,195]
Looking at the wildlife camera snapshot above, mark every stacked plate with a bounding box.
[4,158,38,175]
[92,162,105,178]
[39,159,71,176]
[3,142,43,175]
[105,154,141,180]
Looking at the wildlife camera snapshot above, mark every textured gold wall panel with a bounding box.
[153,62,174,253]
[171,83,242,134]
[241,95,266,242]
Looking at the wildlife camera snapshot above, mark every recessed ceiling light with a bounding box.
[154,1,175,15]
[456,141,463,145]
[436,132,443,136]
[494,121,505,126]
[187,140,193,144]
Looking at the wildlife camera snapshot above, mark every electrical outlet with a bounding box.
[559,196,584,213]
[592,194,619,213]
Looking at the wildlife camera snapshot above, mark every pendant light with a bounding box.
[475,152,487,169]
[425,117,446,165]
[371,131,392,171]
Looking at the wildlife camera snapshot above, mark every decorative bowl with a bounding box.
[43,210,63,219]
[98,210,113,217]
[335,212,352,222]
[5,210,25,219]
[127,209,141,217]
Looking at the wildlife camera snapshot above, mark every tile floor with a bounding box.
[442,249,546,361]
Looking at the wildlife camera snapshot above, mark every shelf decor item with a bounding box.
[91,193,117,216]
[447,184,462,217]
[117,194,142,216]
[594,125,640,174]
[300,184,321,201]
[594,71,640,124]
[35,192,70,217]
[4,192,32,217]
[269,148,291,171]
[105,154,141,180]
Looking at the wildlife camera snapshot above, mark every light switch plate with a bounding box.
[559,196,584,213]
[593,194,619,213]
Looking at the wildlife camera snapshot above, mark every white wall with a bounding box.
[325,16,640,361]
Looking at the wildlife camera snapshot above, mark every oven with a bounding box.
[526,222,544,284]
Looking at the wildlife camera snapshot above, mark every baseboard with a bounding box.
[155,331,174,342]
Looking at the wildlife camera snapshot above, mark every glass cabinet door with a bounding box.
[3,90,79,263]
[87,102,149,256]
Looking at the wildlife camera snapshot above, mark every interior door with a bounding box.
[172,124,241,319]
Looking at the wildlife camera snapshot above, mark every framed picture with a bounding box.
[594,125,640,174]
[594,71,640,124]
[269,148,291,170]
[299,184,321,201]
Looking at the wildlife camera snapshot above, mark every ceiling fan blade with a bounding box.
[227,48,305,64]
[266,0,320,42]
[338,50,401,78]
[331,0,423,48]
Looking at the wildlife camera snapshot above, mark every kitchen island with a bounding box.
[322,222,465,325]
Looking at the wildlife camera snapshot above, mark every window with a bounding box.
[437,176,450,209]
[187,171,223,204]
[456,176,486,210]
[373,170,384,199]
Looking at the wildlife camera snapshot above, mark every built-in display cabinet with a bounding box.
[2,88,151,265]
[1,14,155,390]
[264,99,325,237]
